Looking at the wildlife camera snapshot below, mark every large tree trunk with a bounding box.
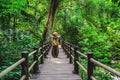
[42,0,60,41]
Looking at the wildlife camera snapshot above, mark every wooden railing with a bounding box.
[62,41,120,80]
[0,42,51,80]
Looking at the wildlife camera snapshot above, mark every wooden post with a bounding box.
[87,52,93,80]
[44,43,47,58]
[21,51,29,80]
[69,44,72,64]
[48,42,51,53]
[61,41,63,49]
[62,41,65,52]
[41,43,44,64]
[63,42,65,53]
[73,46,79,74]
[67,43,69,58]
[46,43,48,55]
[49,42,52,50]
[65,43,67,55]
[63,42,66,54]
[47,43,49,54]
[33,48,39,73]
[47,42,50,55]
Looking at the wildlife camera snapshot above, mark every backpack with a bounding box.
[53,38,59,46]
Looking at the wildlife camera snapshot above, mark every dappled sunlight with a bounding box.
[53,60,63,64]
[50,58,67,64]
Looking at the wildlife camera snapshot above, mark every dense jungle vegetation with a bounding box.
[0,0,120,80]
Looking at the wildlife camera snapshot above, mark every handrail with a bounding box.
[29,50,37,57]
[28,61,37,72]
[71,47,74,51]
[91,76,96,80]
[62,41,120,80]
[76,61,96,80]
[20,75,26,80]
[76,61,87,73]
[90,58,120,77]
[76,50,87,59]
[0,41,51,80]
[39,47,42,51]
[71,55,74,59]
[0,58,25,78]
[38,54,43,60]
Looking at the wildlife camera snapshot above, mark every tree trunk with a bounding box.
[42,0,60,41]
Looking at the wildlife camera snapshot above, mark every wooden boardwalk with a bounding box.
[30,45,82,80]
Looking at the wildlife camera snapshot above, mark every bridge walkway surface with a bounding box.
[30,45,82,80]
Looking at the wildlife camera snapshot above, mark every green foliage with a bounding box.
[0,0,27,17]
[0,0,49,79]
[0,33,40,79]
[78,58,87,80]
[54,0,120,79]
[0,0,120,79]
[78,57,113,80]
[94,67,113,80]
[55,0,120,63]
[78,23,112,63]
[107,20,120,60]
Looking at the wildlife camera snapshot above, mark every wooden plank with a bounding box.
[30,46,82,80]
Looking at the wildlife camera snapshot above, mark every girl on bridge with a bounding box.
[51,32,60,58]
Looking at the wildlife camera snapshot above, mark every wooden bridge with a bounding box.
[0,41,120,80]
[30,45,81,80]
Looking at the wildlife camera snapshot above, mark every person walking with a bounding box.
[51,32,59,58]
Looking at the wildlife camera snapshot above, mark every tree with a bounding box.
[42,0,60,41]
